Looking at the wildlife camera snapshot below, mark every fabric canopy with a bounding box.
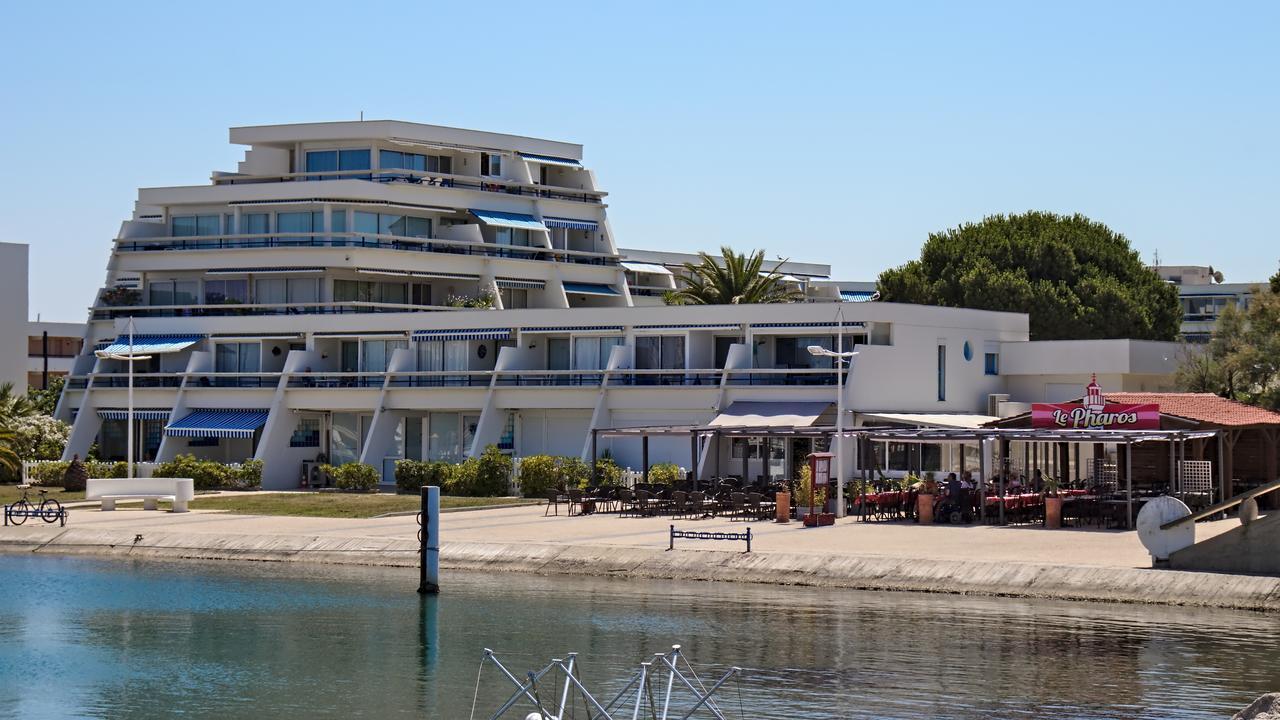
[98,334,203,356]
[709,401,834,428]
[413,328,511,342]
[520,325,623,334]
[621,261,673,276]
[468,209,548,232]
[518,152,582,168]
[562,282,619,296]
[97,408,171,421]
[494,277,546,290]
[840,290,877,302]
[542,216,599,231]
[861,412,1001,430]
[166,409,270,438]
[206,267,324,275]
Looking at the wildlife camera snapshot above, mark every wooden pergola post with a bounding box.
[1125,441,1134,530]
[642,435,650,485]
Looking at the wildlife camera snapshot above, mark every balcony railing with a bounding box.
[116,231,620,267]
[387,372,495,388]
[90,374,185,388]
[287,373,391,389]
[92,301,452,321]
[723,368,839,386]
[211,167,605,204]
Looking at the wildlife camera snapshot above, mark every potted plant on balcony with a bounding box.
[100,287,141,307]
[1043,476,1063,529]
[916,472,937,524]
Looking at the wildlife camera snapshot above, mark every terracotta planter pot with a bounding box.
[1045,496,1063,528]
[803,512,835,527]
[917,493,935,524]
[775,491,791,523]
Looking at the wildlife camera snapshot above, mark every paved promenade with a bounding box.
[2,503,1272,610]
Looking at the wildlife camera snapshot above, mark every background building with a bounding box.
[28,320,85,390]
[1152,264,1263,343]
[0,242,29,391]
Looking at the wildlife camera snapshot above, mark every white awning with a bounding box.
[760,271,801,282]
[709,401,833,428]
[621,261,673,276]
[861,412,1002,430]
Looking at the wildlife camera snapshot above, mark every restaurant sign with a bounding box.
[1031,375,1161,430]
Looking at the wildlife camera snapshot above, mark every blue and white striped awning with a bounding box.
[518,152,582,168]
[543,217,599,232]
[562,282,620,296]
[356,268,479,281]
[207,267,324,275]
[520,325,624,334]
[840,290,878,302]
[165,409,270,438]
[97,408,172,421]
[635,323,741,332]
[495,277,546,290]
[469,209,548,232]
[98,334,204,355]
[750,321,866,332]
[413,328,512,342]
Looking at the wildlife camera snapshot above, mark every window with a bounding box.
[215,342,260,373]
[984,352,999,376]
[254,278,287,305]
[287,278,319,305]
[242,213,269,236]
[730,438,784,460]
[334,279,407,305]
[148,280,198,306]
[276,211,324,244]
[171,215,220,237]
[937,343,947,401]
[499,287,527,309]
[290,418,321,448]
[428,412,461,462]
[635,336,685,370]
[498,412,515,451]
[204,279,248,304]
[305,148,371,180]
[573,336,624,370]
[480,152,502,177]
[353,212,431,239]
[379,150,451,174]
[362,339,407,373]
[494,227,530,247]
[412,283,433,306]
[188,437,220,447]
[330,413,361,465]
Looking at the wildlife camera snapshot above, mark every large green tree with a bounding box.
[665,246,803,305]
[1270,262,1279,294]
[877,211,1181,340]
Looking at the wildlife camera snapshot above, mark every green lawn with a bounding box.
[0,485,85,505]
[185,493,536,519]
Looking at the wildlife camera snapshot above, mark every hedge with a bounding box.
[152,454,261,490]
[332,462,379,492]
[394,460,453,494]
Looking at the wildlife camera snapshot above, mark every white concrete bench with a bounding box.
[86,478,195,513]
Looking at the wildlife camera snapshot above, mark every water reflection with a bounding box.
[0,554,1276,719]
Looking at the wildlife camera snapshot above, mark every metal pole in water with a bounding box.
[419,485,440,594]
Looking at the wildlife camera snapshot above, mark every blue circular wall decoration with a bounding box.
[963,341,973,362]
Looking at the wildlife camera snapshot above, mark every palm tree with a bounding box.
[0,383,36,423]
[0,427,19,476]
[665,246,804,305]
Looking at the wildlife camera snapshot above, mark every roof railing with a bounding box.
[210,167,606,203]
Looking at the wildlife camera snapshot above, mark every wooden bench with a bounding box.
[86,478,195,513]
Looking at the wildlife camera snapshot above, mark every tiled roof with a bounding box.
[1103,392,1280,428]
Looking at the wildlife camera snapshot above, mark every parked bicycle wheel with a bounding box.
[8,499,32,525]
[39,498,63,523]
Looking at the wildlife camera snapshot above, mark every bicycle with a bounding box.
[8,484,64,525]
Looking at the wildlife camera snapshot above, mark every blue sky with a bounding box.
[1,0,1276,321]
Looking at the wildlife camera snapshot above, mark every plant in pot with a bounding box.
[796,466,835,526]
[916,471,938,524]
[1043,476,1064,529]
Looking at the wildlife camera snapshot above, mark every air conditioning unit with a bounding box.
[987,394,1010,418]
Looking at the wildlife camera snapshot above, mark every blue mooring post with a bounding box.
[419,485,440,594]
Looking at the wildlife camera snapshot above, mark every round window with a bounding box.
[962,341,973,362]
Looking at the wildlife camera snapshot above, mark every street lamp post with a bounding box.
[95,317,152,481]
[808,312,858,518]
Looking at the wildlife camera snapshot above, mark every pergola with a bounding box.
[847,426,1220,528]
[592,423,1219,529]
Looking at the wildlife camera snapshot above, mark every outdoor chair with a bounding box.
[728,492,748,521]
[669,491,690,519]
[567,488,585,516]
[544,488,569,516]
[633,490,656,517]
[688,491,709,518]
[745,492,765,521]
[617,488,638,517]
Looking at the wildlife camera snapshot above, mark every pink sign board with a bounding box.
[1031,403,1161,430]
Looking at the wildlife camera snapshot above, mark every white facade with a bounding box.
[0,243,29,391]
[57,120,1179,489]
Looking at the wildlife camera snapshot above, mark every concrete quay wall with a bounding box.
[2,527,1277,611]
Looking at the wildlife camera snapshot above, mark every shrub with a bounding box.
[648,463,682,486]
[595,457,623,487]
[471,445,513,496]
[234,459,263,489]
[446,458,476,495]
[394,460,453,494]
[515,455,559,498]
[152,454,232,490]
[29,461,70,488]
[85,461,128,479]
[333,462,379,492]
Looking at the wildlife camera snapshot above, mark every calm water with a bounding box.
[0,555,1276,719]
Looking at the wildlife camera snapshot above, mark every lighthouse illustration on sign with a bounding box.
[1083,374,1105,417]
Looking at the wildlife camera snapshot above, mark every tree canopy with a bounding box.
[877,211,1181,341]
[665,246,803,305]
[1270,262,1279,294]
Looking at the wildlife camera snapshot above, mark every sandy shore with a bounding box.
[2,503,1275,611]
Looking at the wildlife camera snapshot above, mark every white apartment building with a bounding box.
[56,120,1180,489]
[1152,265,1266,342]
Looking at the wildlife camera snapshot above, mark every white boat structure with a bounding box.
[471,645,745,720]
